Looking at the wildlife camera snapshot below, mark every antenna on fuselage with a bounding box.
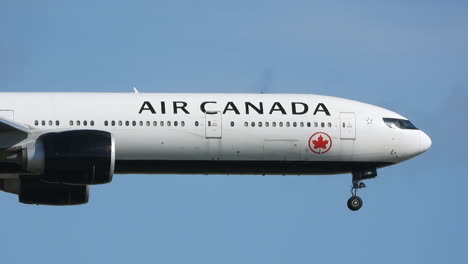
[133,87,140,94]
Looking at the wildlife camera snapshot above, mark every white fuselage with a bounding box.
[0,92,431,176]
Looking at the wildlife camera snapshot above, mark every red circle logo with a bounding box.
[308,132,333,154]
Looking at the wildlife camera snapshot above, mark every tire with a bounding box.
[347,196,363,211]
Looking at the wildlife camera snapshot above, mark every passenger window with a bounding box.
[35,120,39,126]
[258,122,262,127]
[111,121,115,126]
[84,121,88,126]
[174,121,178,127]
[133,121,137,126]
[279,122,283,127]
[90,121,94,126]
[293,122,297,127]
[343,122,345,128]
[307,122,311,127]
[231,121,235,127]
[314,122,318,127]
[160,121,164,127]
[104,121,107,126]
[195,121,199,127]
[140,121,144,126]
[77,121,81,126]
[181,121,185,127]
[272,122,277,127]
[265,122,269,127]
[153,121,158,126]
[126,121,130,126]
[208,121,212,127]
[300,122,304,127]
[321,122,325,128]
[251,122,255,127]
[328,122,332,128]
[286,122,290,127]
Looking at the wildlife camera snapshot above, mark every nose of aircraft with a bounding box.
[419,131,432,153]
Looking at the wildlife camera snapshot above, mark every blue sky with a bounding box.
[1,1,467,263]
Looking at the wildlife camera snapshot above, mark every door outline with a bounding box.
[205,111,222,139]
[0,110,14,120]
[340,112,356,140]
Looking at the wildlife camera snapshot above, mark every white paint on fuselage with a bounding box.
[0,93,431,172]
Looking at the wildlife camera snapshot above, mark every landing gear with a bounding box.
[347,168,377,211]
[347,196,363,211]
[347,180,365,211]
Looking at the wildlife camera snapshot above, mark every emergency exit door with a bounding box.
[0,110,14,120]
[340,112,356,140]
[205,111,222,139]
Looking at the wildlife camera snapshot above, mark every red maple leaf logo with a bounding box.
[312,135,329,150]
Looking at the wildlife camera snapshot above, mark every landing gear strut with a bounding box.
[347,168,377,211]
[347,181,365,211]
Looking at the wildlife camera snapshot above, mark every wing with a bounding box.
[0,117,31,134]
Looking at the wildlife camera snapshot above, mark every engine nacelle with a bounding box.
[19,179,89,206]
[26,130,115,185]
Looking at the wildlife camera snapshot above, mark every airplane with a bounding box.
[0,92,431,211]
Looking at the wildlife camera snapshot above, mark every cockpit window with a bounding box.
[383,118,418,130]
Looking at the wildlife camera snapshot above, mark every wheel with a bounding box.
[347,196,363,211]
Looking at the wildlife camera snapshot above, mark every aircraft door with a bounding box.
[340,112,356,140]
[0,110,14,120]
[205,111,222,139]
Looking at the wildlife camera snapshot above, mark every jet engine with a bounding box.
[20,179,89,205]
[24,130,115,185]
[0,178,89,206]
